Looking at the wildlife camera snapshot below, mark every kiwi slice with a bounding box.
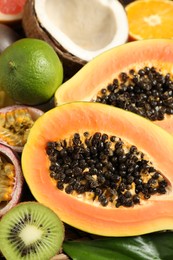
[0,201,64,260]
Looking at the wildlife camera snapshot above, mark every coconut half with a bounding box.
[23,0,128,77]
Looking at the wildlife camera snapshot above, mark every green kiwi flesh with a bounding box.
[0,201,64,260]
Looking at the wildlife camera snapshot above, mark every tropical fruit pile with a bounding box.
[1,0,173,260]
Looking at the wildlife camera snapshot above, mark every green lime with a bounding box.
[0,38,63,105]
[0,90,15,108]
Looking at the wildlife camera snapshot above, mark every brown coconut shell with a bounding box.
[22,0,87,79]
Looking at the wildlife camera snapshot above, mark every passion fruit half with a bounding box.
[0,105,44,153]
[0,143,23,217]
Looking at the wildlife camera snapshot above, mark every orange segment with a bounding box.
[126,0,173,40]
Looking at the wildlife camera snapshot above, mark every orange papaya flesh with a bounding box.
[54,39,173,135]
[22,102,173,236]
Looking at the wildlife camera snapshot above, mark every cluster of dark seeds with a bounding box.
[46,132,168,208]
[8,213,50,257]
[95,66,173,121]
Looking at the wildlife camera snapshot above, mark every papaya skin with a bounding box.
[22,102,173,237]
[54,39,173,135]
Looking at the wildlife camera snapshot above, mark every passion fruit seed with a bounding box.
[95,66,173,121]
[0,155,15,203]
[46,132,168,208]
[0,108,34,147]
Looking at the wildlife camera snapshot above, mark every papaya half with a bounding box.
[55,39,173,135]
[22,102,173,236]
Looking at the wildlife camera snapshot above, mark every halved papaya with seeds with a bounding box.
[54,39,173,135]
[22,102,173,236]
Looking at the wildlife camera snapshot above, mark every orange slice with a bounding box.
[126,0,173,40]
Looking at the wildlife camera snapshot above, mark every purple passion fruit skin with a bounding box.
[0,105,44,152]
[0,143,23,217]
[0,24,20,54]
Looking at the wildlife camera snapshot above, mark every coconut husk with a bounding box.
[22,0,87,79]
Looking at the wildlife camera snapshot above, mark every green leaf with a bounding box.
[63,232,173,260]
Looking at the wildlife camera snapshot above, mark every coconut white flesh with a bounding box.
[35,0,129,61]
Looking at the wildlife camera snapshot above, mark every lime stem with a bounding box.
[9,61,16,70]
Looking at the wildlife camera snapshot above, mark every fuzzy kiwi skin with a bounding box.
[0,201,65,260]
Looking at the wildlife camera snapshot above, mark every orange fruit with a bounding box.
[126,0,173,40]
[0,38,63,105]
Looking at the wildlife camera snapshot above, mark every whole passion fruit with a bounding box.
[0,105,44,153]
[0,24,20,53]
[0,143,23,217]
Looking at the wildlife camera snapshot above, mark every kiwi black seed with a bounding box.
[0,202,64,260]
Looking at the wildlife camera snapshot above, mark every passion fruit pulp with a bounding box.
[0,143,23,217]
